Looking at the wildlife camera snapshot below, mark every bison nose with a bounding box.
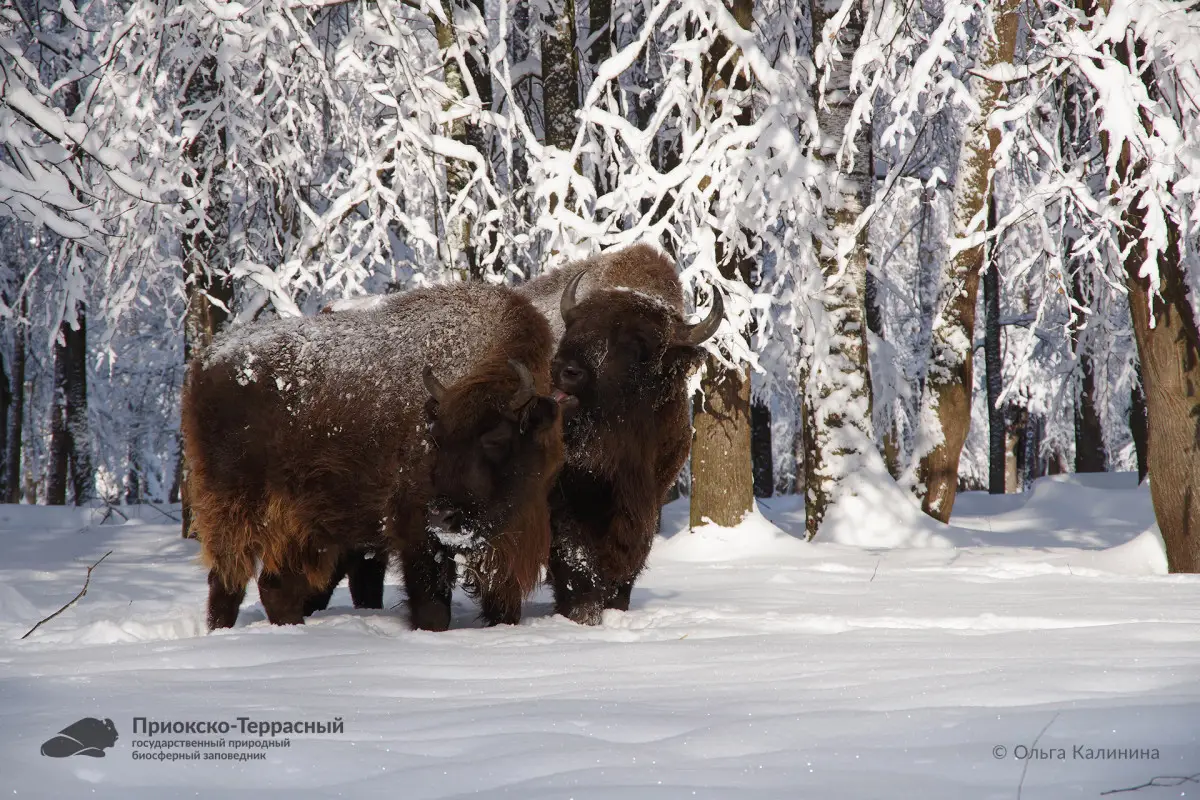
[557,361,587,392]
[429,507,460,531]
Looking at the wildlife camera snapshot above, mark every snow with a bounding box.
[2,474,1199,797]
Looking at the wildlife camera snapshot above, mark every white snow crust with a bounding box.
[1,473,1197,798]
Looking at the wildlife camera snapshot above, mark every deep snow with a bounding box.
[1,473,1198,798]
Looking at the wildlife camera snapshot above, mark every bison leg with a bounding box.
[402,543,456,631]
[548,544,605,626]
[207,568,247,630]
[606,580,634,612]
[257,567,311,626]
[478,575,522,627]
[303,554,348,617]
[347,549,387,609]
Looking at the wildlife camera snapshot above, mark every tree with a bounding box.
[689,0,756,530]
[434,0,495,277]
[982,200,1004,494]
[178,47,232,534]
[5,296,26,504]
[46,309,92,505]
[1089,0,1200,571]
[803,0,877,537]
[914,0,1020,522]
[0,351,9,499]
[1059,74,1106,473]
[541,0,580,159]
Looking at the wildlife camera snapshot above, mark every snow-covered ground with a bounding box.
[2,472,1198,798]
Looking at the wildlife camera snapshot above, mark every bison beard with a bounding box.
[182,283,562,631]
[518,244,722,624]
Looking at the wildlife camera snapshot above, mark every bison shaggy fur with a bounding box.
[183,283,563,631]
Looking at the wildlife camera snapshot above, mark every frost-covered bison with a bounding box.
[182,283,564,631]
[517,244,723,624]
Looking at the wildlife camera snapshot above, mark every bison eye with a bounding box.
[620,330,653,363]
[479,423,513,464]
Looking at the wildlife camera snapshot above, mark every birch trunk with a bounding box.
[541,0,579,156]
[915,0,1020,522]
[804,0,875,538]
[434,0,493,278]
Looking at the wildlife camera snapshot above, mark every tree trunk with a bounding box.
[1004,407,1023,493]
[6,298,25,504]
[125,442,141,505]
[180,53,232,537]
[1091,0,1200,572]
[1123,210,1199,572]
[1130,367,1148,483]
[434,0,493,278]
[751,398,773,497]
[865,268,900,479]
[62,311,92,504]
[1071,271,1107,473]
[541,0,578,151]
[915,0,1020,522]
[587,0,612,197]
[805,0,876,539]
[0,351,9,501]
[1059,72,1106,474]
[983,199,1005,494]
[46,341,69,506]
[689,0,756,529]
[47,309,94,506]
[691,363,755,527]
[541,0,579,157]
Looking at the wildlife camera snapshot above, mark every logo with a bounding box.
[40,718,119,758]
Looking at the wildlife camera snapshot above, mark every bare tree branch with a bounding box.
[20,550,113,640]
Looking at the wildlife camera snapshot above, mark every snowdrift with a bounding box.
[0,473,1195,799]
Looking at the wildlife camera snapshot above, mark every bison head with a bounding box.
[551,270,723,421]
[421,359,562,549]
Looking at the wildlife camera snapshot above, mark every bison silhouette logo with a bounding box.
[40,717,118,758]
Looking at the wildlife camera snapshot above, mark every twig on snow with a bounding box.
[20,551,113,640]
[1017,712,1060,800]
[1101,772,1200,795]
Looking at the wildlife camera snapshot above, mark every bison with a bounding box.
[517,244,723,624]
[182,283,563,632]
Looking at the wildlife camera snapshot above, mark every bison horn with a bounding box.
[678,288,725,345]
[423,365,448,404]
[560,269,586,323]
[507,359,536,411]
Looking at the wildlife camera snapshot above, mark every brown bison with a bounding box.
[182,283,563,631]
[517,244,723,624]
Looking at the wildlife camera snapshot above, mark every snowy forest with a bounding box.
[2,0,1199,570]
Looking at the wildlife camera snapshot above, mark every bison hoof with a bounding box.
[410,602,451,632]
[564,603,604,626]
